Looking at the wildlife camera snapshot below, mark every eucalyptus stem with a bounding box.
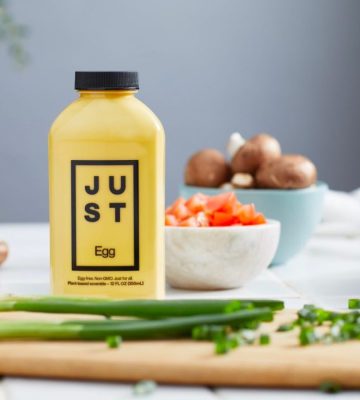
[0,0,29,66]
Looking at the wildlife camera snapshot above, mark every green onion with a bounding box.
[319,381,342,394]
[297,304,333,324]
[277,323,295,332]
[241,329,256,344]
[227,334,245,348]
[348,299,360,309]
[0,308,273,341]
[0,297,284,318]
[224,300,254,313]
[192,325,229,341]
[224,299,284,312]
[215,338,231,355]
[299,326,317,346]
[106,335,121,348]
[213,330,256,355]
[133,380,157,396]
[279,303,360,346]
[259,333,270,345]
[241,320,261,330]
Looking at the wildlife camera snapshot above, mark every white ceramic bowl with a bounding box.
[165,220,280,290]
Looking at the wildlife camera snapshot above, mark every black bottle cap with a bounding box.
[75,71,139,90]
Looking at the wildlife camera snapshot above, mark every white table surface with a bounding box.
[0,223,359,400]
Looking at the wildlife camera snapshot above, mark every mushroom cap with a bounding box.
[256,154,317,189]
[185,149,231,188]
[231,133,281,174]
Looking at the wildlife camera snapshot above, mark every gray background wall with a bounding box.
[0,0,359,222]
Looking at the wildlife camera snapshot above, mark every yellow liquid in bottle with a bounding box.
[49,89,165,298]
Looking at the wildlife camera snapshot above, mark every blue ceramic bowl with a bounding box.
[179,182,328,264]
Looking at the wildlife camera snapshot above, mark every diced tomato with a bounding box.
[253,212,266,225]
[168,197,191,221]
[165,214,178,226]
[196,211,210,227]
[211,211,237,227]
[173,203,191,221]
[179,216,199,227]
[222,193,239,214]
[166,197,186,214]
[233,202,243,216]
[206,192,237,213]
[165,193,267,228]
[236,203,257,225]
[185,193,208,213]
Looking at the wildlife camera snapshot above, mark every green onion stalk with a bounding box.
[0,297,283,318]
[0,308,273,341]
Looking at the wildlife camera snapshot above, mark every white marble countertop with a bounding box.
[0,223,359,399]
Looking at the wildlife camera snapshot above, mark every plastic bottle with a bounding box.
[49,71,165,298]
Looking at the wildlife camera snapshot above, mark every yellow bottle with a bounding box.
[49,71,165,298]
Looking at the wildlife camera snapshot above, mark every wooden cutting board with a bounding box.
[0,310,359,388]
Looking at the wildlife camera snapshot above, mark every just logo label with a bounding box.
[71,160,139,271]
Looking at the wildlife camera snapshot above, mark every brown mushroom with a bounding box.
[256,154,317,189]
[231,133,281,174]
[184,149,231,187]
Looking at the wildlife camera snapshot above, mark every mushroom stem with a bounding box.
[227,132,246,158]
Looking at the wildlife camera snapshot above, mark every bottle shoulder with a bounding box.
[49,95,164,141]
